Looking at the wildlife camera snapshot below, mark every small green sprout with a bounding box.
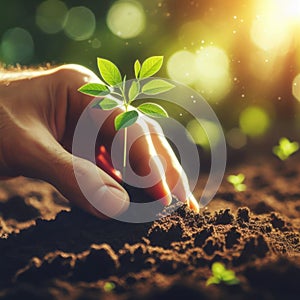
[227,173,246,192]
[103,281,116,292]
[206,262,240,286]
[272,137,299,161]
[78,56,174,177]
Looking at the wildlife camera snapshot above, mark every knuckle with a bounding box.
[53,64,99,85]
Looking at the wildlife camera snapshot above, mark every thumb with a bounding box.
[23,134,130,219]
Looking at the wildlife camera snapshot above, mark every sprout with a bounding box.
[78,56,174,178]
[227,173,246,192]
[272,137,299,161]
[206,262,240,286]
[103,282,116,292]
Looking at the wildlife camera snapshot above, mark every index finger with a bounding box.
[145,118,200,212]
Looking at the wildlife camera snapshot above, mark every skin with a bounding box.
[0,64,199,219]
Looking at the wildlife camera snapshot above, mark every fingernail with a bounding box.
[188,194,200,213]
[90,185,129,218]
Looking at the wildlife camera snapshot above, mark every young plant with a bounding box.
[78,56,175,177]
[227,173,246,192]
[206,262,240,286]
[103,281,116,292]
[272,137,299,161]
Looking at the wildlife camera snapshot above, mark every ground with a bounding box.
[1,152,300,300]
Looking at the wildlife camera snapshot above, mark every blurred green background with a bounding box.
[1,0,300,153]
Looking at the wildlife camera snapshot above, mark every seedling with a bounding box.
[206,262,240,286]
[227,173,246,192]
[78,56,174,178]
[272,137,299,161]
[103,281,116,292]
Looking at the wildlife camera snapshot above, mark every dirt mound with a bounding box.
[1,154,300,299]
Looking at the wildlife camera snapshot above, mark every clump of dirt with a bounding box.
[1,154,300,299]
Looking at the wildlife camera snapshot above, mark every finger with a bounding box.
[153,132,199,212]
[127,120,173,206]
[51,65,105,150]
[97,146,122,183]
[145,119,199,213]
[89,107,173,206]
[19,129,129,219]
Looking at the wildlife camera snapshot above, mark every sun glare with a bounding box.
[277,0,300,20]
[251,0,300,53]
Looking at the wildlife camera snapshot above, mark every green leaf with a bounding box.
[221,270,239,285]
[206,276,221,286]
[134,60,141,78]
[227,174,245,185]
[78,83,110,96]
[273,138,299,160]
[138,103,168,118]
[122,75,127,91]
[221,270,237,282]
[97,58,122,86]
[139,56,164,79]
[93,98,119,110]
[128,80,140,101]
[212,262,226,277]
[225,278,240,285]
[236,183,247,192]
[114,110,139,131]
[142,79,175,95]
[103,282,116,292]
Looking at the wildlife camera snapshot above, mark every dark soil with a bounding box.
[1,153,300,300]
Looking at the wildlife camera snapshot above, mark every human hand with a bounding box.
[0,65,199,219]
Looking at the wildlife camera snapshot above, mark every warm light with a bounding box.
[36,0,67,34]
[64,6,96,41]
[186,119,221,150]
[248,50,281,81]
[251,0,300,53]
[194,46,232,102]
[293,74,300,102]
[239,106,271,137]
[278,0,300,19]
[250,15,291,52]
[167,50,197,85]
[107,0,146,39]
[196,46,229,78]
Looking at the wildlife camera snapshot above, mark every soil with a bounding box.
[1,153,300,300]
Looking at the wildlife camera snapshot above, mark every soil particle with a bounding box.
[214,209,234,225]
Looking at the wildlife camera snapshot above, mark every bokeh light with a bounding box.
[226,128,247,149]
[239,106,271,137]
[106,0,146,39]
[186,119,221,150]
[0,27,34,64]
[90,38,101,49]
[293,74,300,102]
[194,46,232,102]
[250,15,291,53]
[36,0,68,34]
[167,50,197,85]
[64,6,96,41]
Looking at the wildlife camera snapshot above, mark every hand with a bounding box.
[0,65,199,219]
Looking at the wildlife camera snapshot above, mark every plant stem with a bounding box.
[120,84,128,182]
[123,126,128,181]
